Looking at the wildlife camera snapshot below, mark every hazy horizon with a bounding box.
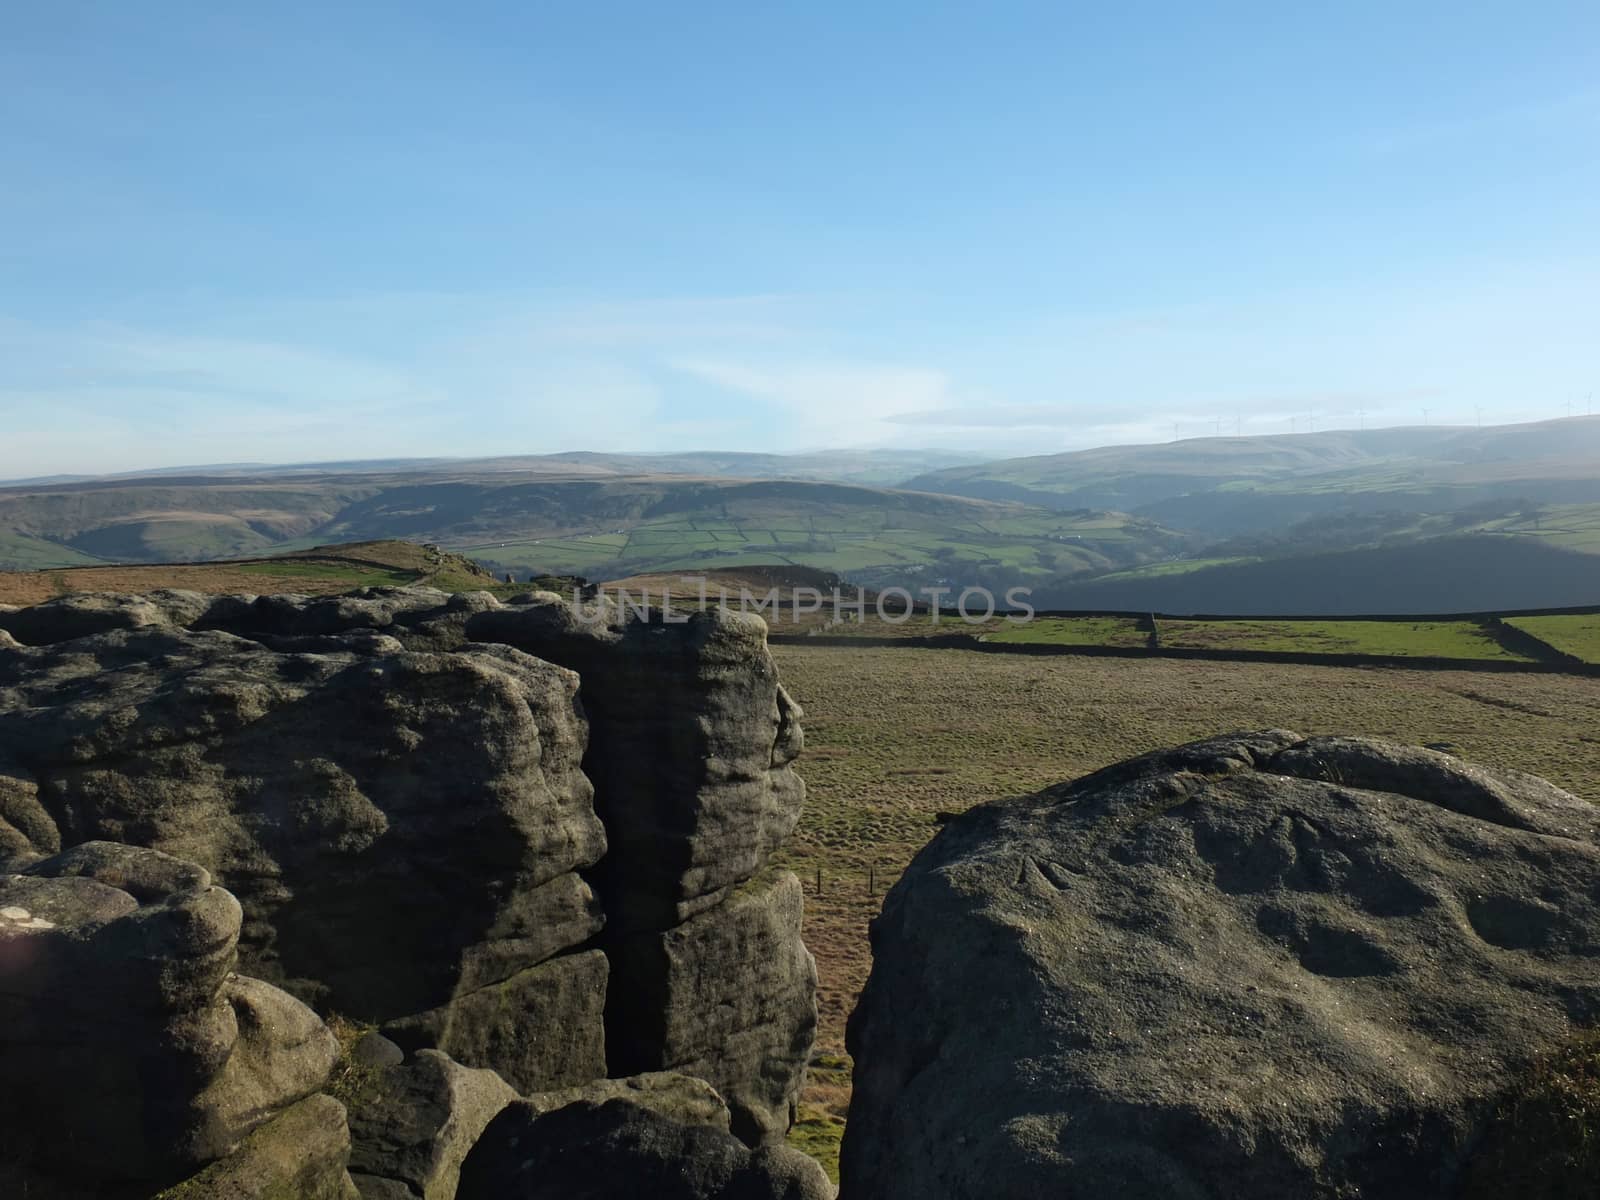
[5,3,1597,478]
[10,411,1600,489]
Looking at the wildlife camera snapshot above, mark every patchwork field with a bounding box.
[770,644,1600,1174]
[459,508,1178,587]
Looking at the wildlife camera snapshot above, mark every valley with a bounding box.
[6,416,1600,616]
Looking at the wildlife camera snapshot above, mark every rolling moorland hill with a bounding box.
[906,414,1600,535]
[0,470,1188,592]
[5,447,977,489]
[6,417,1600,613]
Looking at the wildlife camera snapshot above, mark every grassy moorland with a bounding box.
[977,614,1148,647]
[1153,618,1531,659]
[770,643,1600,1175]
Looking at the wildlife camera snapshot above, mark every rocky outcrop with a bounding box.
[0,586,497,652]
[0,589,217,645]
[466,597,816,1143]
[0,583,817,1156]
[0,621,609,1093]
[0,841,353,1197]
[457,1094,835,1200]
[842,731,1600,1199]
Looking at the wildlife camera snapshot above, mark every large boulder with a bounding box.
[0,841,346,1195]
[456,1096,835,1200]
[162,1093,361,1200]
[842,731,1600,1199]
[347,1049,518,1200]
[0,624,608,1092]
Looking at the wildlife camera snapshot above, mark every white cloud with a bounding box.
[668,358,964,444]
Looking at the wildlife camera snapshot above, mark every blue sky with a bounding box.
[3,1,1597,477]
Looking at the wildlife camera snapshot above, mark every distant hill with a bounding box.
[1035,536,1600,615]
[0,470,1187,591]
[906,416,1600,535]
[9,447,980,489]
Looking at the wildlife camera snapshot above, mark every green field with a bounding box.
[1159,619,1530,659]
[989,616,1534,661]
[1507,614,1600,664]
[983,615,1149,647]
[1468,503,1600,555]
[0,532,107,571]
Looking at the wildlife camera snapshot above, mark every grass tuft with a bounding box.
[1461,1029,1600,1198]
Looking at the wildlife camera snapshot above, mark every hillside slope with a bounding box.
[1036,535,1600,615]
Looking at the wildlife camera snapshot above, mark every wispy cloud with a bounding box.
[668,357,969,445]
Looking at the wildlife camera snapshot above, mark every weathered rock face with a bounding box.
[0,621,609,1092]
[0,585,817,1156]
[171,1094,362,1200]
[348,1048,518,1200]
[457,1095,836,1200]
[607,867,818,1144]
[466,598,816,1142]
[466,599,806,932]
[0,586,497,653]
[0,841,349,1195]
[0,589,217,646]
[842,731,1600,1199]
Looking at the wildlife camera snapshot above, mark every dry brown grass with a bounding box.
[770,644,1600,1125]
[0,564,388,605]
[0,541,498,606]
